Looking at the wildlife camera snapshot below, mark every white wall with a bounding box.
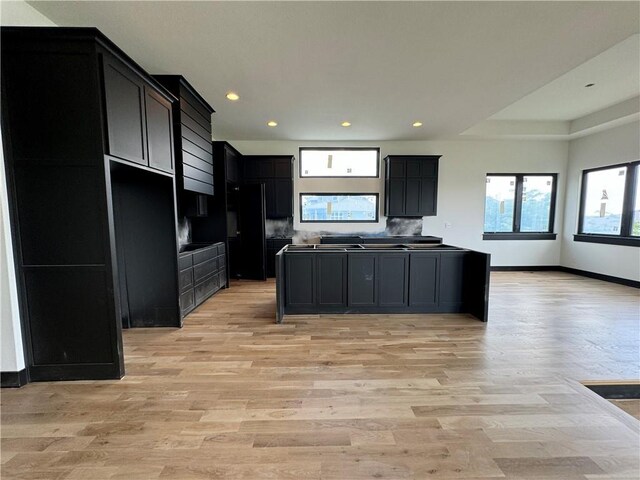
[232,139,569,266]
[0,0,56,373]
[561,121,640,281]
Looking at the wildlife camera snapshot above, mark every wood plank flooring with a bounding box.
[2,271,639,479]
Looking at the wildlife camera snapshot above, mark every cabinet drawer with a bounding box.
[194,273,217,305]
[180,289,195,315]
[178,253,193,270]
[193,245,216,265]
[193,258,216,282]
[179,267,194,292]
[217,242,226,255]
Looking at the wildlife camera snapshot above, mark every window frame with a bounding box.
[483,173,558,241]
[299,192,380,224]
[298,147,380,178]
[575,160,640,247]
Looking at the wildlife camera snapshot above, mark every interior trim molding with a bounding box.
[490,265,640,288]
[1,369,28,388]
[490,266,558,272]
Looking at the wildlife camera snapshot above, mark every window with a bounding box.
[300,193,379,223]
[576,161,640,246]
[299,148,379,177]
[483,174,557,240]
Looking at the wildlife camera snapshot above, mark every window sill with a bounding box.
[573,234,640,247]
[483,233,557,241]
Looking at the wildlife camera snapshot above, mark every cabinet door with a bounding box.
[378,254,408,307]
[405,178,422,216]
[406,159,422,178]
[226,148,239,183]
[144,87,174,173]
[409,253,439,307]
[274,178,293,217]
[274,158,293,178]
[103,58,146,165]
[420,177,437,216]
[421,158,438,177]
[259,158,275,178]
[285,254,316,307]
[388,159,406,178]
[239,183,267,280]
[264,179,276,218]
[348,254,377,306]
[317,254,347,307]
[387,179,406,216]
[439,253,465,308]
[244,158,259,180]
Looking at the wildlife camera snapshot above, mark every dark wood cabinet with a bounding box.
[439,252,465,309]
[285,254,316,307]
[103,57,147,165]
[384,155,440,217]
[277,247,490,322]
[243,155,293,218]
[409,253,439,307]
[1,27,179,382]
[144,87,174,173]
[317,253,347,307]
[266,238,292,277]
[378,254,409,307]
[178,242,226,317]
[348,254,377,307]
[226,149,240,183]
[153,76,214,195]
[103,57,175,174]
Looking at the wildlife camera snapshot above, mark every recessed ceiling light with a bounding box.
[412,121,423,127]
[584,83,595,88]
[225,92,240,101]
[267,120,278,127]
[341,121,351,127]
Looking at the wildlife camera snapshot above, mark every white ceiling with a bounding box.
[29,1,640,141]
[491,34,640,121]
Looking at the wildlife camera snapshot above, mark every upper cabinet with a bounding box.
[102,56,175,174]
[384,155,441,217]
[154,76,215,195]
[243,155,294,218]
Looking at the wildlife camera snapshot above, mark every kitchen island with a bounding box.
[275,243,490,323]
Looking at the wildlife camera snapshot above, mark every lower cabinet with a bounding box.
[348,254,377,307]
[283,250,470,313]
[439,252,465,309]
[285,254,316,306]
[266,238,292,277]
[178,242,227,317]
[408,253,439,307]
[317,253,347,307]
[378,254,409,307]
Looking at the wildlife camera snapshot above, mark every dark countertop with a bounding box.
[319,235,442,244]
[281,243,467,253]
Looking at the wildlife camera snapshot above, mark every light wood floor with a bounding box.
[2,272,639,479]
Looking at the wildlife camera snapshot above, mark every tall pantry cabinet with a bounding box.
[1,27,180,382]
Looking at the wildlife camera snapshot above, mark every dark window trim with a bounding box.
[573,234,640,247]
[483,233,557,241]
[577,161,639,243]
[299,192,379,223]
[299,147,380,178]
[483,173,558,237]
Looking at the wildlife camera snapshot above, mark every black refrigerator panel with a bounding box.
[238,183,267,280]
